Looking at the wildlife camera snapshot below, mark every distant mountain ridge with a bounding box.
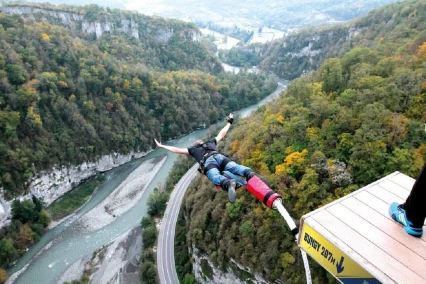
[122,0,401,31]
[0,4,200,41]
[221,0,426,80]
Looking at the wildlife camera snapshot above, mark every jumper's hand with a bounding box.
[154,139,162,148]
[226,113,234,124]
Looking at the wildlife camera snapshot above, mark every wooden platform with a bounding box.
[297,172,426,284]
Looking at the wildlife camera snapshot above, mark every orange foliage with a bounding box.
[277,113,285,125]
[311,82,324,96]
[28,106,42,127]
[106,102,114,111]
[264,113,285,125]
[0,268,7,282]
[41,33,50,41]
[28,79,38,86]
[413,144,426,173]
[123,79,130,89]
[306,127,320,139]
[417,42,426,61]
[58,80,68,88]
[253,206,264,218]
[231,140,240,153]
[245,148,265,169]
[285,149,308,167]
[276,149,308,176]
[275,163,287,175]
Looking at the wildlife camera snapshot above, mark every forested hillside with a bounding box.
[180,0,426,282]
[0,4,277,198]
[220,0,426,80]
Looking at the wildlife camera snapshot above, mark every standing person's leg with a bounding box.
[404,162,426,227]
[389,161,426,237]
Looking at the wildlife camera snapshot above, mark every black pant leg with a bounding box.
[404,161,426,228]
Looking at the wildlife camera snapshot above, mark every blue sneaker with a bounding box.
[389,202,423,237]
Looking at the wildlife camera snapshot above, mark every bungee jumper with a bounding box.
[154,113,280,208]
[155,113,312,283]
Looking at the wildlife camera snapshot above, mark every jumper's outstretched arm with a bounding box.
[215,113,233,143]
[154,139,189,154]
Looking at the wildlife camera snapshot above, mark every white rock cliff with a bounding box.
[0,5,201,41]
[0,150,149,228]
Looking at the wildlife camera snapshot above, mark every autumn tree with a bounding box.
[0,268,7,283]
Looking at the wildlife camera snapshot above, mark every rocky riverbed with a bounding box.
[74,156,166,233]
[6,156,166,284]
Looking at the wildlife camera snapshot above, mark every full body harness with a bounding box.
[197,116,234,175]
[197,148,232,175]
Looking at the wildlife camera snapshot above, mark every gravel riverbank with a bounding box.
[73,156,166,232]
[7,156,166,284]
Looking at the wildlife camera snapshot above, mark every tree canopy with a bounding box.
[0,5,277,198]
[180,0,426,282]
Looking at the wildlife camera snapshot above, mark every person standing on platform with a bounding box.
[389,161,426,237]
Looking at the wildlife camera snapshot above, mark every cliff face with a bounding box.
[0,6,201,41]
[57,226,142,284]
[192,245,268,284]
[221,24,363,80]
[0,150,149,228]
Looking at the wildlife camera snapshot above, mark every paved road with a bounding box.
[157,163,199,284]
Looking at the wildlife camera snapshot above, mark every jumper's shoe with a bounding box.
[245,170,271,187]
[389,202,423,237]
[227,180,237,203]
[245,170,256,181]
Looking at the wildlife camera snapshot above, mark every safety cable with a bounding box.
[273,200,312,284]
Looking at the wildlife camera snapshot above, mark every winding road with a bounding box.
[157,163,199,284]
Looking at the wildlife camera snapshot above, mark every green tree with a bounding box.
[11,199,37,224]
[147,189,169,216]
[294,168,330,214]
[182,274,196,284]
[226,196,245,219]
[141,216,153,228]
[341,47,378,75]
[6,64,28,85]
[0,110,20,137]
[387,148,415,176]
[393,70,423,112]
[319,58,344,93]
[0,238,18,267]
[38,209,51,227]
[140,261,158,284]
[142,226,156,249]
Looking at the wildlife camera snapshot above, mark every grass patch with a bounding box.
[48,175,105,220]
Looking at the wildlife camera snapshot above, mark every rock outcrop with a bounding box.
[0,150,149,228]
[0,5,201,41]
[192,245,268,284]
